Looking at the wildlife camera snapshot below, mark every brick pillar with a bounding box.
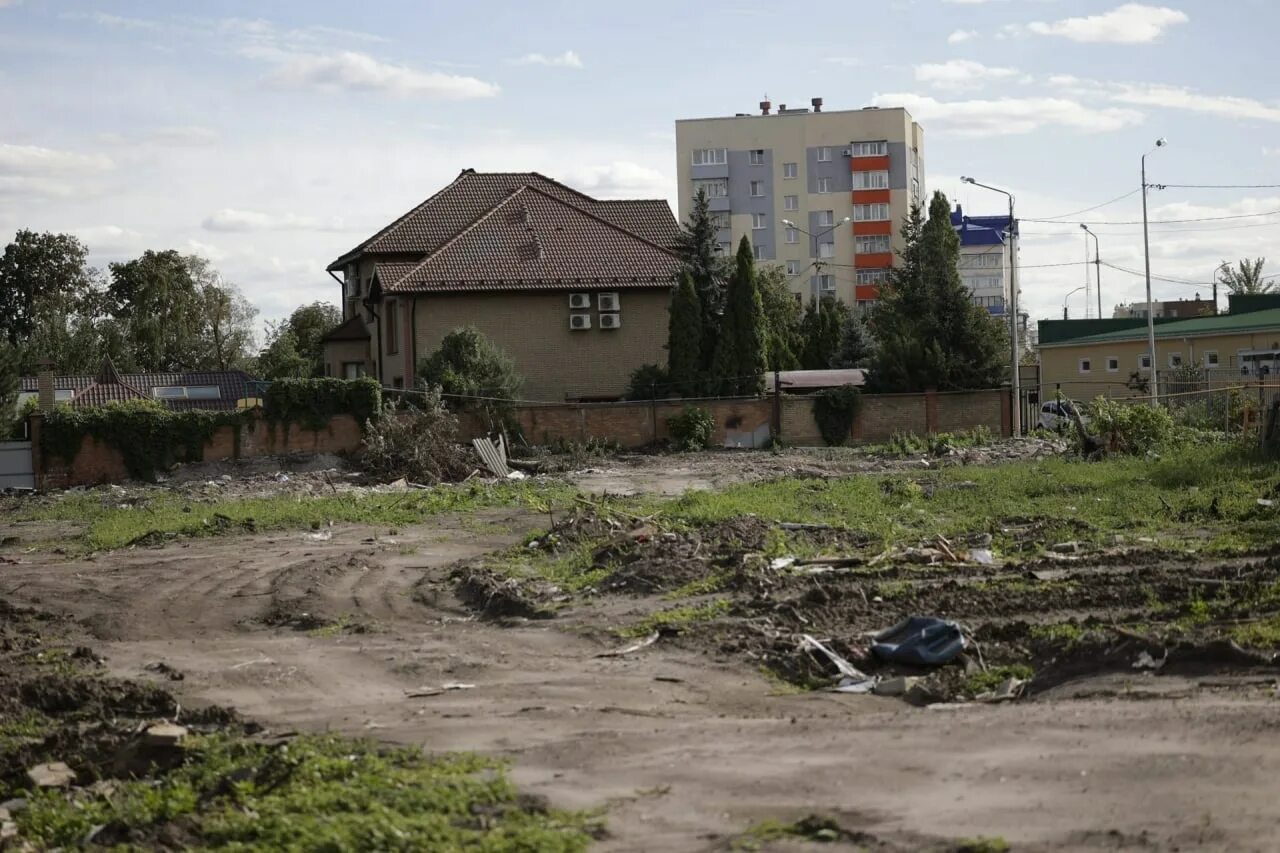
[36,358,55,412]
[924,388,938,434]
[28,413,44,489]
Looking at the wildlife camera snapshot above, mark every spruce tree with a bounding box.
[667,271,703,396]
[799,296,849,369]
[711,237,767,396]
[833,313,875,369]
[674,188,726,371]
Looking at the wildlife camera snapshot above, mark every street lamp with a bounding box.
[1141,137,1167,405]
[1063,285,1086,320]
[1080,224,1101,319]
[961,176,1021,435]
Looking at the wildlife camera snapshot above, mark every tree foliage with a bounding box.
[710,237,767,396]
[833,312,875,369]
[666,271,704,395]
[625,363,672,401]
[868,192,1008,392]
[259,302,342,379]
[799,297,850,370]
[757,265,802,371]
[418,327,523,427]
[0,230,98,352]
[0,344,19,437]
[674,188,728,371]
[813,385,862,446]
[1219,257,1273,295]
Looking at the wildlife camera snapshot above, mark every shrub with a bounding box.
[667,405,715,451]
[417,327,522,429]
[359,387,471,484]
[812,384,862,446]
[625,363,671,401]
[262,378,381,431]
[1087,396,1176,455]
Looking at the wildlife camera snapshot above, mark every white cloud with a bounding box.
[511,50,584,69]
[1049,76,1280,123]
[563,161,671,199]
[266,51,500,98]
[202,209,350,233]
[1027,4,1188,43]
[72,225,145,253]
[947,29,979,43]
[0,143,114,176]
[872,93,1143,135]
[186,239,228,262]
[914,60,1021,91]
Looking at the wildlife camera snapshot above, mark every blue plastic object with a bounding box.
[871,616,966,666]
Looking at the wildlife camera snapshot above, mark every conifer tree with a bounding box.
[666,271,703,396]
[711,237,767,396]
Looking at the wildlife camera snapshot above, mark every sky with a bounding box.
[2,0,1279,337]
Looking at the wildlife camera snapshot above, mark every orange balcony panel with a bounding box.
[852,188,891,205]
[850,155,890,171]
[855,285,881,301]
[852,220,892,236]
[854,252,893,269]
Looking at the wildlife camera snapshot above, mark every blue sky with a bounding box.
[2,0,1278,331]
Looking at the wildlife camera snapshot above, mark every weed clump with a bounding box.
[359,388,471,484]
[667,405,715,451]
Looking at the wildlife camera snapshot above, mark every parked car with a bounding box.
[1039,399,1088,432]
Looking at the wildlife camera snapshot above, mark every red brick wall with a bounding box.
[33,413,365,489]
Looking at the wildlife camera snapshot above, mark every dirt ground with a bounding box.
[4,449,1280,851]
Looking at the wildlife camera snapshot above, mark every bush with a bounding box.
[667,405,715,451]
[812,385,862,447]
[262,378,381,431]
[1086,396,1176,455]
[625,363,671,401]
[417,327,522,429]
[359,387,471,484]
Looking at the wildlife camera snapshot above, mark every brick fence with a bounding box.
[29,412,364,489]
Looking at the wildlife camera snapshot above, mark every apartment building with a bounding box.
[1113,297,1216,319]
[675,98,924,310]
[950,205,1014,317]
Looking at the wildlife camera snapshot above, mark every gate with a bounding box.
[0,440,35,489]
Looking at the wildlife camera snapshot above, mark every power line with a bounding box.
[1026,208,1280,226]
[1162,184,1280,189]
[1029,188,1141,222]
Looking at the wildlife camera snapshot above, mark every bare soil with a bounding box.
[3,456,1280,851]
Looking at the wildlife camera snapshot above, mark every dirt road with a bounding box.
[4,504,1279,852]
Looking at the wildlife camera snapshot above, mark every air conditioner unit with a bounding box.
[598,312,622,330]
[597,292,620,312]
[569,313,592,331]
[569,293,591,309]
[842,147,853,157]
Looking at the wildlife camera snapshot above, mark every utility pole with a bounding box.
[1141,138,1167,406]
[1081,224,1101,319]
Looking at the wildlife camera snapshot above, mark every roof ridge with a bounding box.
[515,184,679,258]
[329,170,475,268]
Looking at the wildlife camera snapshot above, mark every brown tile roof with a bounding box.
[71,379,148,408]
[320,315,371,342]
[328,170,679,269]
[374,185,680,294]
[20,369,256,411]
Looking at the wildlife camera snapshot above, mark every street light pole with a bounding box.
[961,176,1021,435]
[1063,285,1086,320]
[1141,138,1167,406]
[1080,224,1101,319]
[782,216,851,296]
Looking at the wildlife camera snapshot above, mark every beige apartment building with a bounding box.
[675,98,924,309]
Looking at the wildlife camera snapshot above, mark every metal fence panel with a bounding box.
[0,441,34,489]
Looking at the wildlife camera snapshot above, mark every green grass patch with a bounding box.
[15,734,598,851]
[0,710,53,754]
[963,665,1035,696]
[619,599,732,638]
[1231,616,1280,648]
[665,571,732,600]
[957,838,1011,853]
[1028,622,1086,645]
[14,482,575,552]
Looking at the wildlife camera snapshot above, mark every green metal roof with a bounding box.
[1040,307,1280,348]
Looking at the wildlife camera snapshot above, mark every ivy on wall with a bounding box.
[262,378,381,432]
[812,385,863,447]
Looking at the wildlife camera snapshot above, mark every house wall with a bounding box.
[411,289,671,402]
[323,340,372,378]
[1039,328,1280,401]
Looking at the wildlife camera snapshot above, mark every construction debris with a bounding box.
[472,436,511,478]
[405,682,476,698]
[596,631,661,658]
[26,761,76,788]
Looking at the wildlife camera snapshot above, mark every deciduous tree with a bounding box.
[1219,257,1273,295]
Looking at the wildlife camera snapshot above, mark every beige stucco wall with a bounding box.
[323,339,371,378]
[410,289,671,402]
[1039,328,1280,400]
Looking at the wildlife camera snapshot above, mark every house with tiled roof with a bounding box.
[323,169,683,401]
[18,358,256,412]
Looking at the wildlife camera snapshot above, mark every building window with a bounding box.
[752,213,767,230]
[753,244,765,260]
[693,179,728,198]
[384,300,398,354]
[1204,351,1219,368]
[857,269,890,284]
[1106,357,1120,373]
[851,140,887,156]
[692,148,727,166]
[342,362,365,379]
[1079,358,1092,374]
[783,162,798,179]
[749,180,765,197]
[852,170,889,190]
[1139,354,1152,370]
[819,242,834,259]
[786,260,800,275]
[960,253,1002,269]
[817,177,833,194]
[817,210,835,227]
[151,385,221,400]
[749,149,765,166]
[817,146,832,162]
[785,227,799,244]
[968,275,1003,290]
[784,194,799,211]
[710,212,730,229]
[853,203,890,221]
[716,241,731,254]
[911,177,920,202]
[855,235,890,254]
[817,274,835,291]
[1168,352,1182,368]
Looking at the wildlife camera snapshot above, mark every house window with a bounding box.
[1204,351,1219,368]
[783,195,798,211]
[693,179,728,198]
[385,300,398,355]
[817,146,832,162]
[852,171,890,190]
[749,180,765,197]
[785,227,799,244]
[783,162,798,179]
[851,140,887,156]
[710,212,730,230]
[1139,354,1152,370]
[692,148,727,166]
[753,244,765,260]
[817,210,835,227]
[1106,357,1120,373]
[818,242,835,259]
[817,177,833,194]
[853,203,890,221]
[1168,352,1182,368]
[342,362,365,379]
[1079,358,1092,374]
[786,260,800,275]
[857,269,890,284]
[752,213,767,230]
[817,274,835,291]
[150,385,221,400]
[855,235,890,254]
[749,149,765,166]
[959,253,1002,269]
